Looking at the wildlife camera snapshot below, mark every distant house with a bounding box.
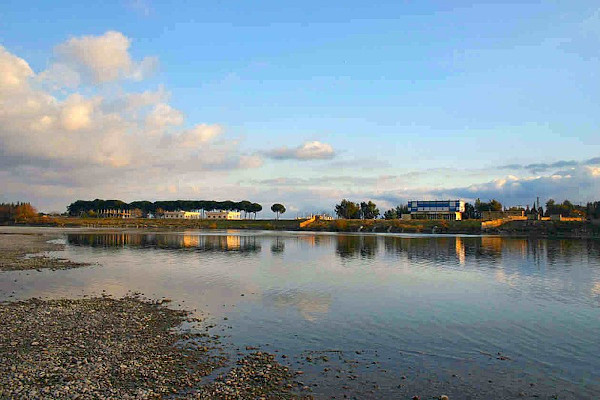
[163,211,201,219]
[296,214,334,221]
[316,214,334,221]
[407,200,465,221]
[97,209,132,218]
[206,210,241,220]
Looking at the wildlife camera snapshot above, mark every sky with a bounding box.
[1,1,599,216]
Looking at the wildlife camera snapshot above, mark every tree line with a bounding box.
[335,199,380,219]
[0,202,38,223]
[67,199,263,218]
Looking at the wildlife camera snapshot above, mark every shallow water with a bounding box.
[1,229,599,399]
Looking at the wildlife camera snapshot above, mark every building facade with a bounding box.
[205,210,241,220]
[408,200,465,220]
[97,209,132,218]
[163,211,201,219]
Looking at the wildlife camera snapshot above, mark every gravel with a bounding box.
[196,352,311,399]
[0,296,309,399]
[0,233,87,271]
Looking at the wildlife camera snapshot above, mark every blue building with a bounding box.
[408,200,465,220]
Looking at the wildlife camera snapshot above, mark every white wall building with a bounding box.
[205,210,241,220]
[163,211,201,219]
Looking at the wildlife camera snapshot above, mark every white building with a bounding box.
[163,211,201,219]
[205,210,241,220]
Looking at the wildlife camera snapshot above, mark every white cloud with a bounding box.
[145,103,184,129]
[0,34,264,211]
[43,31,157,86]
[0,46,33,91]
[173,124,223,148]
[239,154,264,169]
[37,62,82,89]
[60,94,97,131]
[265,141,335,160]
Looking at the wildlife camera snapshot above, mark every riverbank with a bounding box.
[0,232,88,271]
[0,233,310,399]
[4,216,600,238]
[0,296,306,399]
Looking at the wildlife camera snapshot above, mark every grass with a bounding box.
[304,218,482,234]
[9,216,303,230]
[8,216,598,237]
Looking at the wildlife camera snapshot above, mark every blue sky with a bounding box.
[1,1,599,214]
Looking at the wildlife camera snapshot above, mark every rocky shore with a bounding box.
[0,232,309,399]
[0,296,309,399]
[0,233,87,271]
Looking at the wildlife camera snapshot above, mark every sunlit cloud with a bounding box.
[264,141,335,160]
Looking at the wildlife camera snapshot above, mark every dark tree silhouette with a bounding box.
[271,203,286,220]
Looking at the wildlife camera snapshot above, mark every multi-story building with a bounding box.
[205,210,241,220]
[97,209,132,218]
[163,211,201,219]
[408,200,465,220]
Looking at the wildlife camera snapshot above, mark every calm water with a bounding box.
[2,229,599,399]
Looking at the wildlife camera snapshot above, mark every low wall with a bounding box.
[299,216,316,228]
[550,215,584,222]
[481,216,527,229]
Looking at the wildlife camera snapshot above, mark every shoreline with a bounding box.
[0,230,593,398]
[3,216,600,239]
[0,233,311,399]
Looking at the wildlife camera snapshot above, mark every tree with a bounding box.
[238,200,253,219]
[463,202,476,219]
[1,202,37,222]
[474,198,503,213]
[15,203,37,221]
[335,199,361,219]
[545,199,555,217]
[489,199,503,211]
[395,205,409,216]
[271,203,286,220]
[383,209,397,220]
[360,201,379,219]
[250,203,262,219]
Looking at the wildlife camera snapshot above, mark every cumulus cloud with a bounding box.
[41,31,158,86]
[0,46,33,90]
[60,94,97,131]
[0,34,263,211]
[145,103,184,130]
[371,166,600,208]
[264,141,335,160]
[166,124,223,148]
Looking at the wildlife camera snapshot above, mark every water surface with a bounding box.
[1,230,599,399]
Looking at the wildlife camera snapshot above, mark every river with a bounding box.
[1,229,599,399]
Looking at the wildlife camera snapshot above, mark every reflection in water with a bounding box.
[67,233,600,271]
[3,231,600,399]
[67,233,260,252]
[271,237,285,254]
[265,290,332,322]
[336,235,378,259]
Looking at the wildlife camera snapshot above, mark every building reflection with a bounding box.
[67,233,600,271]
[67,233,261,253]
